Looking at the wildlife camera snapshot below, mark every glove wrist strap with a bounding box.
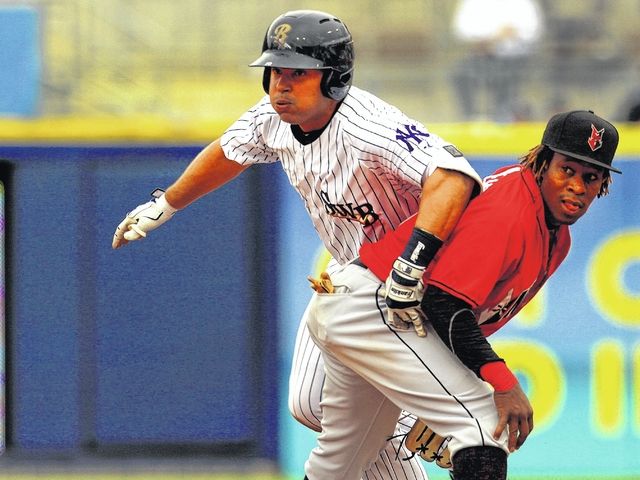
[152,188,179,214]
[400,228,443,269]
[392,258,425,282]
[156,194,178,214]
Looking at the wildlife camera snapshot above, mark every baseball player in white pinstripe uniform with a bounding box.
[112,10,481,479]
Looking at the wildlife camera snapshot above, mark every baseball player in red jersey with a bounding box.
[112,10,482,479]
[303,110,621,480]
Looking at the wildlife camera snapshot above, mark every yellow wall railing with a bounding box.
[1,118,638,155]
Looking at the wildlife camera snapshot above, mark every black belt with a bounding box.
[351,257,368,269]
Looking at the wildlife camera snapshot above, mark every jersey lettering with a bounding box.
[396,124,430,152]
[221,88,481,264]
[320,190,380,226]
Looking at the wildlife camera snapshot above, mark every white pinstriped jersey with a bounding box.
[221,86,482,265]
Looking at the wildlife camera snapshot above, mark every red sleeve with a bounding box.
[359,215,417,281]
[426,194,522,308]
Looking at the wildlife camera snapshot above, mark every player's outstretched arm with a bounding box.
[163,139,249,210]
[112,139,248,249]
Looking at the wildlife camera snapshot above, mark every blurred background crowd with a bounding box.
[2,0,640,124]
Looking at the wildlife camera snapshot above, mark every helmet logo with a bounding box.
[273,24,292,49]
[587,124,604,151]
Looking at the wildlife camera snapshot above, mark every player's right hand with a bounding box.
[112,189,178,249]
[384,257,427,337]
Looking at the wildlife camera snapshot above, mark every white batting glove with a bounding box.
[384,257,427,337]
[385,227,443,337]
[112,189,178,249]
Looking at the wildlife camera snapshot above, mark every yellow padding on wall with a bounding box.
[0,116,230,145]
[432,122,640,156]
[0,117,639,154]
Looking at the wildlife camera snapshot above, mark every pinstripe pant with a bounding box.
[289,292,429,479]
[295,263,508,479]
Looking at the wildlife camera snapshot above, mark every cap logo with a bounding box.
[587,124,604,152]
[273,24,292,49]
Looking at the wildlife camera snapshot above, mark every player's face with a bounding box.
[539,153,604,227]
[269,68,338,131]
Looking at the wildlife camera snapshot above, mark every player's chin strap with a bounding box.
[388,418,453,470]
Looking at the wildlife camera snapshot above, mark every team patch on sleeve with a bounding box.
[443,145,464,157]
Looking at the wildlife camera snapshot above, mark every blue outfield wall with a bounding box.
[277,157,640,479]
[0,143,638,477]
[0,146,279,458]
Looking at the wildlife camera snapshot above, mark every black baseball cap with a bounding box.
[542,110,621,174]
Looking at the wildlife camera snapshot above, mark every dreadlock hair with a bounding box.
[519,144,611,197]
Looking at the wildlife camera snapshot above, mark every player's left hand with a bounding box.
[493,382,534,452]
[112,189,178,249]
[384,257,427,337]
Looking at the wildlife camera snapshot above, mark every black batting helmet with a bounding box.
[250,10,355,101]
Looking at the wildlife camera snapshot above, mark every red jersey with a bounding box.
[360,164,571,337]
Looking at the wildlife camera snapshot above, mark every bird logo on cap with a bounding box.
[587,124,605,152]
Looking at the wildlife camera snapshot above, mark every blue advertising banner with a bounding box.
[277,157,640,478]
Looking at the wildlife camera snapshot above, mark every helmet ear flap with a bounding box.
[321,69,353,101]
[262,67,271,94]
[320,70,333,99]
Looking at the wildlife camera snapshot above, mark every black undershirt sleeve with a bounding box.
[421,285,502,377]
